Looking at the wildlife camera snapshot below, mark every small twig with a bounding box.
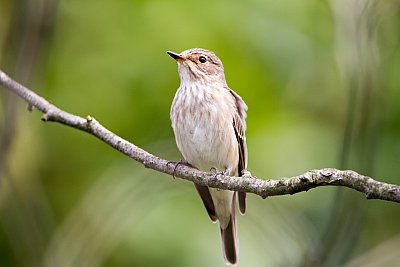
[0,70,399,203]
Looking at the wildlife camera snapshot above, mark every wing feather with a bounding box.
[229,88,248,214]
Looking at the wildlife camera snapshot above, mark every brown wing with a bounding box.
[194,183,217,222]
[229,89,248,214]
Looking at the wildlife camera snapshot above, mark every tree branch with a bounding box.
[1,69,399,203]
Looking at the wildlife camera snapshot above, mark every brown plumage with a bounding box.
[168,48,248,265]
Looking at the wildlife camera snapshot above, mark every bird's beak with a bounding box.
[167,51,184,61]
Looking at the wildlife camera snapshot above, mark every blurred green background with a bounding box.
[0,0,399,266]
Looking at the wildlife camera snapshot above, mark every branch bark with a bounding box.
[1,69,399,203]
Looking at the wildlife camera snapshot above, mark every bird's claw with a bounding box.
[210,167,231,179]
[241,170,252,178]
[209,167,231,191]
[168,160,192,179]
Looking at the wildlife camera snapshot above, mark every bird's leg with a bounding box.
[167,160,193,179]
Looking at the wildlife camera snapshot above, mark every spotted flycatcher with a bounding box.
[168,48,248,265]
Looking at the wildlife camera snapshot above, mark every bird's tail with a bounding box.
[220,193,238,266]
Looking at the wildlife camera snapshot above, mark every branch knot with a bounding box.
[41,109,56,121]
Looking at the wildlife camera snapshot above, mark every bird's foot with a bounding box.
[210,167,232,191]
[241,169,252,178]
[167,160,193,179]
[210,167,231,178]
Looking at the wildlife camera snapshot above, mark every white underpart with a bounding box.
[171,76,238,228]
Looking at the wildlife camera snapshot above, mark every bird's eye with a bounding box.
[199,56,207,63]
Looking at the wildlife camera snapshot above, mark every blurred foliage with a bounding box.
[0,0,399,266]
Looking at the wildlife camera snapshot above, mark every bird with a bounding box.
[168,48,248,265]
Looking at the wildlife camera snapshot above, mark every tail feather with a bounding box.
[220,218,237,265]
[238,191,246,214]
[220,193,238,265]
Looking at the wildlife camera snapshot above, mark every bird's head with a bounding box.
[167,48,226,85]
